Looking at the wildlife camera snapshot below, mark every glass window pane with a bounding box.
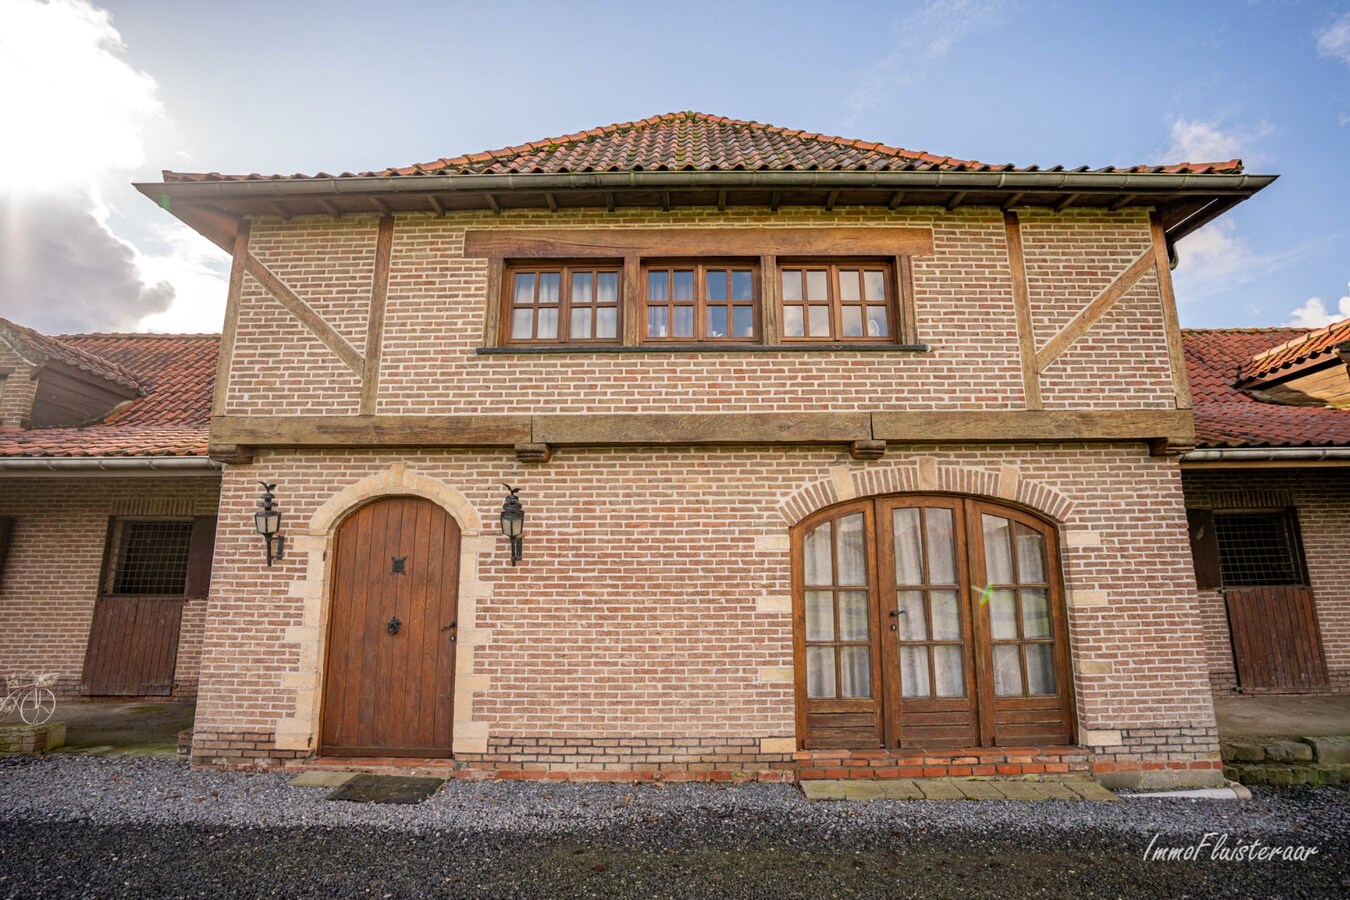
[673,270,694,301]
[989,588,1018,640]
[511,309,534,339]
[673,306,694,337]
[596,306,617,339]
[901,646,930,697]
[1025,643,1056,695]
[1015,524,1046,583]
[897,590,927,641]
[929,589,960,641]
[835,513,866,586]
[841,306,863,338]
[538,272,560,304]
[867,307,890,337]
[892,508,923,585]
[1021,588,1051,638]
[924,508,956,584]
[805,590,834,642]
[707,269,727,301]
[570,307,591,339]
[864,270,887,300]
[536,307,558,339]
[647,270,668,301]
[781,270,802,302]
[732,270,753,300]
[839,270,860,302]
[647,307,668,338]
[993,644,1023,696]
[808,306,830,337]
[806,647,836,699]
[707,306,728,338]
[839,646,872,698]
[838,591,869,641]
[803,521,832,587]
[982,515,1014,584]
[933,645,965,697]
[783,306,804,337]
[572,271,593,303]
[513,272,535,305]
[806,270,828,300]
[732,306,754,337]
[597,271,618,302]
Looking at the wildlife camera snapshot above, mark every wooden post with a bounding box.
[760,255,779,345]
[1150,212,1193,410]
[1003,212,1041,410]
[212,219,251,416]
[623,255,642,345]
[360,216,395,415]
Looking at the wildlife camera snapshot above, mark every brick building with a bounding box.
[0,319,220,699]
[4,112,1345,787]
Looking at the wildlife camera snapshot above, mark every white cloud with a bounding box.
[846,1,1007,121]
[0,0,227,333]
[135,222,231,333]
[1165,118,1272,165]
[1172,219,1321,302]
[1317,13,1350,65]
[1285,284,1350,328]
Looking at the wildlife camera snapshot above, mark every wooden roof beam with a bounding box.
[717,189,728,212]
[264,200,291,221]
[824,189,840,211]
[604,191,616,213]
[770,190,782,212]
[888,190,906,210]
[484,193,501,214]
[544,192,558,213]
[427,195,447,217]
[1054,193,1080,212]
[369,196,393,217]
[661,190,672,212]
[318,199,342,219]
[1000,192,1024,210]
[945,191,966,211]
[1109,193,1138,212]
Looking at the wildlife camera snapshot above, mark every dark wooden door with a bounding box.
[1226,586,1329,692]
[321,496,460,757]
[82,596,183,696]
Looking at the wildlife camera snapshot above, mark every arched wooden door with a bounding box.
[321,496,460,757]
[792,494,1074,750]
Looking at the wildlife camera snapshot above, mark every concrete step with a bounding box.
[801,776,1117,802]
[1220,735,1350,786]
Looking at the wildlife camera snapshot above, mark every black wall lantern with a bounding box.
[499,483,524,566]
[254,481,285,566]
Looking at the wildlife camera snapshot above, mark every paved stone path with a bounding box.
[801,777,1119,802]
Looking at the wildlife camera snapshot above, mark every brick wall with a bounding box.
[222,206,1176,417]
[0,476,221,699]
[194,445,1219,785]
[1182,469,1350,693]
[0,340,38,427]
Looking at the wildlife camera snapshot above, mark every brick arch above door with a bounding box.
[273,462,495,756]
[776,459,1075,528]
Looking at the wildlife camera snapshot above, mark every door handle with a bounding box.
[442,621,457,642]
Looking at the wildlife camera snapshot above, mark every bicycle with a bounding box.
[2,673,57,726]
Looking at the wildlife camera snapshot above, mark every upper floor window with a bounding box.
[780,262,894,342]
[644,262,758,342]
[506,264,620,344]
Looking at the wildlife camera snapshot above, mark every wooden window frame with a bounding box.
[500,261,623,346]
[777,258,899,344]
[640,259,761,344]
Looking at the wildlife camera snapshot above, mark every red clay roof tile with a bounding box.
[0,317,142,392]
[0,332,218,458]
[1238,315,1350,384]
[1184,328,1350,448]
[162,111,1245,183]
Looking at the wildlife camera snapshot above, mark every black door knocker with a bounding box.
[386,616,402,635]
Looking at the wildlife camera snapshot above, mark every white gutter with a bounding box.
[0,456,220,474]
[1181,447,1350,463]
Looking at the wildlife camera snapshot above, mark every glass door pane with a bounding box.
[800,512,874,702]
[979,515,1057,698]
[890,505,967,700]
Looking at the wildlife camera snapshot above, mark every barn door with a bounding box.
[82,516,214,696]
[321,496,460,757]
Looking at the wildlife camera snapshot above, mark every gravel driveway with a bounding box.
[1,757,1346,898]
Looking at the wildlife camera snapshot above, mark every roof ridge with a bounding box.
[1248,316,1350,362]
[58,332,221,340]
[1181,326,1309,334]
[0,318,144,392]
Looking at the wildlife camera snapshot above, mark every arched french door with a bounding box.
[792,494,1074,750]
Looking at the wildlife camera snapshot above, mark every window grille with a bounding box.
[108,519,194,595]
[1214,512,1305,587]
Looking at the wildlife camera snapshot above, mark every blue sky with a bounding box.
[2,0,1348,332]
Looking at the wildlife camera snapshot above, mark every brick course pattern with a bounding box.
[1182,470,1350,693]
[196,445,1218,784]
[0,477,220,699]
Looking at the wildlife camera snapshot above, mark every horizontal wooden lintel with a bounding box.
[211,409,1193,451]
[462,227,934,259]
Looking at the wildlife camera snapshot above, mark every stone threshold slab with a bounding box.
[802,777,1118,802]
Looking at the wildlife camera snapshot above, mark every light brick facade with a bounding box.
[0,476,221,698]
[1182,469,1350,693]
[180,203,1236,787]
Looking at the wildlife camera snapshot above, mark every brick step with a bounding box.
[1220,735,1350,786]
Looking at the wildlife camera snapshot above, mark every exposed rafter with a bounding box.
[946,192,966,211]
[427,195,447,217]
[543,192,558,213]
